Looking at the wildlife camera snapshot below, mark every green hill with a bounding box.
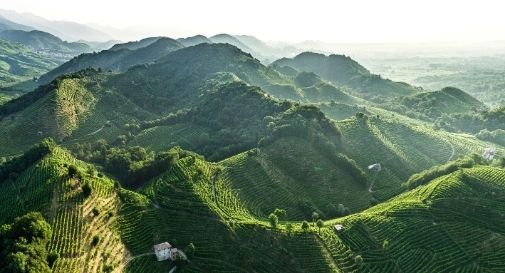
[209,34,255,55]
[273,52,420,101]
[320,165,505,272]
[0,29,91,55]
[109,37,163,51]
[1,135,504,273]
[388,86,487,120]
[39,37,184,84]
[0,140,130,273]
[0,140,341,273]
[177,35,212,47]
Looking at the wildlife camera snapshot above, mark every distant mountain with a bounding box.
[0,30,91,55]
[0,15,32,32]
[177,35,212,47]
[109,36,163,51]
[273,52,420,101]
[38,37,184,84]
[234,35,303,61]
[210,34,256,54]
[0,9,112,42]
[77,39,121,51]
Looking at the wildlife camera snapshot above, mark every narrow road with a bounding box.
[86,125,105,136]
[124,253,154,267]
[446,141,455,162]
[368,173,378,193]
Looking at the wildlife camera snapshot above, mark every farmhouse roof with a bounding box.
[154,242,172,252]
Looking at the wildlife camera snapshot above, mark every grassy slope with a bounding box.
[391,86,487,119]
[0,141,341,273]
[121,155,338,273]
[336,114,502,200]
[0,71,157,156]
[320,166,505,272]
[2,141,505,273]
[272,52,420,101]
[0,146,128,273]
[220,137,372,220]
[39,37,184,84]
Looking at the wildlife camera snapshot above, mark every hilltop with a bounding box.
[38,37,184,84]
[387,87,487,121]
[273,52,420,101]
[0,29,91,55]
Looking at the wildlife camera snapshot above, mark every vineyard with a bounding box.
[120,154,336,273]
[220,137,372,220]
[0,146,128,273]
[336,115,502,200]
[321,166,505,273]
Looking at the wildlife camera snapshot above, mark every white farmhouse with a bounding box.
[153,242,186,262]
[154,242,177,261]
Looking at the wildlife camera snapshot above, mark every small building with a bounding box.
[334,224,344,232]
[483,147,496,161]
[368,163,382,172]
[154,242,173,261]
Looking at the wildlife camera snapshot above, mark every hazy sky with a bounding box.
[2,0,505,43]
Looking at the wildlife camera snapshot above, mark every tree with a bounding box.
[0,212,53,273]
[286,223,294,236]
[301,221,310,232]
[47,251,59,268]
[92,235,100,246]
[67,165,78,178]
[268,213,278,229]
[316,219,324,234]
[355,255,363,268]
[312,211,319,224]
[337,204,346,216]
[82,183,92,198]
[273,208,288,220]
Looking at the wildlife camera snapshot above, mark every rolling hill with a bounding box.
[0,38,504,273]
[0,29,92,55]
[273,52,420,101]
[387,86,487,120]
[321,165,505,272]
[1,134,504,272]
[177,35,212,47]
[38,37,184,84]
[0,9,112,42]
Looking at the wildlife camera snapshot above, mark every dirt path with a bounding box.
[86,125,105,136]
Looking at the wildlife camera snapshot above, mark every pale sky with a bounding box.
[2,0,505,43]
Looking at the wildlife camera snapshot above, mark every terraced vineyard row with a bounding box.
[131,123,209,152]
[320,166,505,272]
[221,137,371,220]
